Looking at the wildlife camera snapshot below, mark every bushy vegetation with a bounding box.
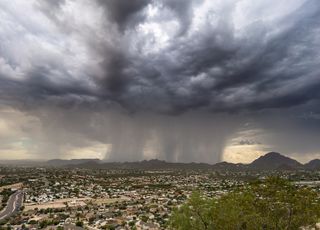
[169,177,320,230]
[0,189,14,209]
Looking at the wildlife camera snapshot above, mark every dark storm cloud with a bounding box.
[0,0,320,161]
[3,0,319,115]
[93,0,320,114]
[97,0,149,31]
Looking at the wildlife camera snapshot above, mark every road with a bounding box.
[0,190,23,220]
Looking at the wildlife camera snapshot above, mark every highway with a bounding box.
[0,190,23,220]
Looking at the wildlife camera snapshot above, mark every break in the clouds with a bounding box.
[0,0,319,163]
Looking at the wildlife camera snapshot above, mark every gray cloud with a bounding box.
[3,0,320,114]
[0,0,319,162]
[237,140,261,146]
[97,0,149,31]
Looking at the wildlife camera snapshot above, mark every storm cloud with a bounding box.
[0,0,319,162]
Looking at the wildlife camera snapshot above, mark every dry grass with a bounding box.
[93,196,130,205]
[0,183,23,192]
[24,197,91,211]
[24,196,130,211]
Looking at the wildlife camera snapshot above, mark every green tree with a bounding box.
[169,177,320,230]
[76,221,84,227]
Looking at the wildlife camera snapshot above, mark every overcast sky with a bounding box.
[0,0,319,163]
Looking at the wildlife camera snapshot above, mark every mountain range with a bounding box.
[43,152,320,171]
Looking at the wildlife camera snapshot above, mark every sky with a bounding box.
[0,0,320,163]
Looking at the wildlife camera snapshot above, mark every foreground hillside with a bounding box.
[170,177,320,230]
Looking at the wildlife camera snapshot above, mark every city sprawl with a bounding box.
[0,166,320,229]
